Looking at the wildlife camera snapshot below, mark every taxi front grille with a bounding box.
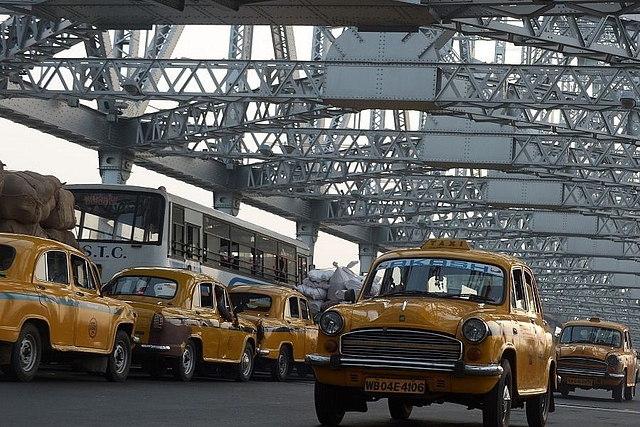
[557,357,607,376]
[340,328,462,362]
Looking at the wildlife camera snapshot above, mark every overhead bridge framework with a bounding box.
[0,0,640,338]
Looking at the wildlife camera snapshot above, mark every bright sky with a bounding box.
[0,118,360,270]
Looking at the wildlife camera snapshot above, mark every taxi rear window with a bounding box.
[103,275,178,299]
[0,244,16,271]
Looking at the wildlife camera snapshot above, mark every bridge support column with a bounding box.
[98,150,133,184]
[214,192,241,216]
[358,244,378,275]
[296,221,318,266]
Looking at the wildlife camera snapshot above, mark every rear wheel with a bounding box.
[526,372,552,427]
[270,347,291,382]
[8,323,41,382]
[234,342,254,382]
[483,359,512,427]
[173,340,197,382]
[105,330,131,382]
[314,380,345,426]
[388,398,412,420]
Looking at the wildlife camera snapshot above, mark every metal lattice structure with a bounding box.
[0,0,639,339]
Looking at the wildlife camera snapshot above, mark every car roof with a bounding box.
[110,266,225,286]
[561,318,629,332]
[229,284,305,298]
[376,239,529,270]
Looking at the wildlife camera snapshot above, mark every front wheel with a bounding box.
[173,340,197,382]
[388,398,412,420]
[526,372,552,427]
[105,330,131,382]
[234,342,254,382]
[8,323,41,382]
[483,359,512,427]
[314,380,345,426]
[624,375,636,401]
[270,347,291,382]
[613,379,624,402]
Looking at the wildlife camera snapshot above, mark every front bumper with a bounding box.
[306,354,503,376]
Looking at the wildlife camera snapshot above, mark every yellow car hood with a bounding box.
[343,298,492,335]
[557,344,613,360]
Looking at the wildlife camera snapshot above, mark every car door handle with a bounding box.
[36,285,45,290]
[513,328,518,335]
[76,291,85,297]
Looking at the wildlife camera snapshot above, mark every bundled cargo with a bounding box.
[0,162,79,248]
[295,260,365,314]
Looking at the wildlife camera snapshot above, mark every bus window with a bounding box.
[252,248,264,276]
[231,226,254,273]
[257,234,277,280]
[171,205,185,257]
[185,223,201,261]
[298,255,308,284]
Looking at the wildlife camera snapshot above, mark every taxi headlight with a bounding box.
[606,354,620,367]
[462,318,489,344]
[319,310,344,336]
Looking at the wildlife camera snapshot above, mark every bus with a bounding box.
[65,184,311,287]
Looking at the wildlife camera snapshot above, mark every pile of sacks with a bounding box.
[295,260,364,314]
[0,161,78,248]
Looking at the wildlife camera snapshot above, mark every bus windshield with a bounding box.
[73,189,165,243]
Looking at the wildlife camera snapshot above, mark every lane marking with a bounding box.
[556,403,640,415]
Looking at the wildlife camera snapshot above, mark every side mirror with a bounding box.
[345,288,356,303]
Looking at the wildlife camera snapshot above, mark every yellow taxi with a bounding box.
[0,233,136,382]
[102,266,258,381]
[307,239,556,427]
[229,284,317,381]
[556,317,638,401]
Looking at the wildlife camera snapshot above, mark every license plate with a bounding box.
[364,378,426,394]
[566,378,592,387]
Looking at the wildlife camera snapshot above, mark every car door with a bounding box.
[523,268,548,390]
[299,297,318,357]
[510,266,537,391]
[33,250,76,346]
[285,296,305,361]
[72,254,111,350]
[214,284,245,360]
[192,282,221,360]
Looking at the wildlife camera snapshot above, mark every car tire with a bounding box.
[483,359,512,427]
[388,398,412,420]
[526,371,552,427]
[624,373,635,401]
[234,342,254,382]
[270,347,291,382]
[314,380,345,426]
[8,323,41,382]
[296,363,312,378]
[557,383,570,397]
[613,378,624,402]
[144,357,168,379]
[173,340,197,382]
[105,330,131,382]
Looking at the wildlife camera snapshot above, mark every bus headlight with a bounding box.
[319,310,344,336]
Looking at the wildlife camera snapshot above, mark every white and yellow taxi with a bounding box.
[307,239,556,427]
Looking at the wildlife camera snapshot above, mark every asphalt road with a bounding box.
[1,367,639,427]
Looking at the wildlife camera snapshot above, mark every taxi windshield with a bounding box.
[103,275,178,299]
[560,325,622,347]
[230,292,272,313]
[362,257,506,305]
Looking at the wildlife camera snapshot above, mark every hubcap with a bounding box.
[20,335,37,371]
[501,382,512,422]
[182,347,194,374]
[113,343,127,373]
